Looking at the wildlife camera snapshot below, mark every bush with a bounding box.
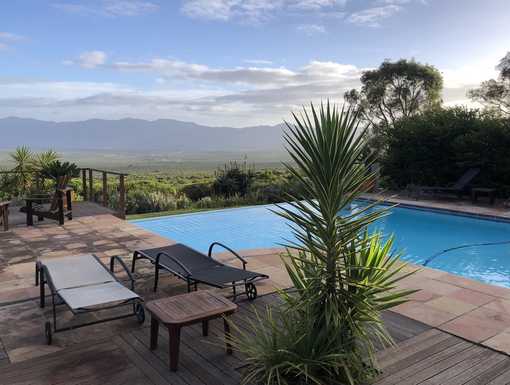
[125,191,179,214]
[213,161,253,197]
[234,103,414,385]
[382,107,510,195]
[181,182,212,201]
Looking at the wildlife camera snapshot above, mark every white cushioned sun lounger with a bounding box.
[36,254,144,344]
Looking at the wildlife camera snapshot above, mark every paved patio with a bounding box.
[1,198,510,382]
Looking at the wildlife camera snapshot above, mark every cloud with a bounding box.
[0,55,498,127]
[0,32,26,50]
[244,59,273,65]
[0,59,364,125]
[92,56,363,89]
[66,51,108,68]
[181,0,346,23]
[297,24,326,36]
[347,4,402,27]
[52,0,159,17]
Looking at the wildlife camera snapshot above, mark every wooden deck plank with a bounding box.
[1,293,510,385]
[375,336,469,384]
[464,358,510,385]
[120,330,191,385]
[376,340,474,385]
[442,353,509,385]
[389,345,485,385]
[131,326,239,385]
[377,329,449,368]
[180,323,245,376]
[0,339,151,385]
[487,367,510,385]
[113,335,168,385]
[381,310,431,343]
[418,348,497,385]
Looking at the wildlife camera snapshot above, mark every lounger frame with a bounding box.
[132,242,269,300]
[36,255,144,344]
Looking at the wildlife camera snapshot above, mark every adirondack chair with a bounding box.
[0,201,10,231]
[20,175,73,226]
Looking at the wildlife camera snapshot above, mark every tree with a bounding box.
[468,52,510,116]
[233,102,414,385]
[344,59,443,127]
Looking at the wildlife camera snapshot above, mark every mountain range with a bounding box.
[0,117,286,152]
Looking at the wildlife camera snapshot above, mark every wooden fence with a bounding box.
[0,168,128,219]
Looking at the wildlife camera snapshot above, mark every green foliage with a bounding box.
[40,160,80,183]
[8,146,35,195]
[32,150,59,171]
[213,161,254,197]
[345,59,443,127]
[234,102,415,385]
[0,146,62,198]
[180,182,212,201]
[381,107,510,194]
[469,52,510,116]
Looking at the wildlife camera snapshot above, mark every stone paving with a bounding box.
[1,198,510,364]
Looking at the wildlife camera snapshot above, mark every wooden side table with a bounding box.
[146,290,238,371]
[471,188,496,205]
[0,201,10,231]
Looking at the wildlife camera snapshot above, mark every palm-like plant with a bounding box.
[10,145,35,195]
[234,102,415,385]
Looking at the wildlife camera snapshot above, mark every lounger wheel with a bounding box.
[135,303,145,324]
[245,283,257,301]
[45,321,52,345]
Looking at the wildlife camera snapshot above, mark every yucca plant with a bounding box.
[233,102,415,385]
[9,145,35,195]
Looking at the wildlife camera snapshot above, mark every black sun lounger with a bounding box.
[410,168,480,199]
[36,254,145,344]
[132,243,269,300]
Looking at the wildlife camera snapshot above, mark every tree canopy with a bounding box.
[468,52,510,116]
[344,59,443,127]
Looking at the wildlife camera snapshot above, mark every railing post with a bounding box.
[88,169,93,202]
[102,172,108,207]
[82,169,88,201]
[118,174,126,219]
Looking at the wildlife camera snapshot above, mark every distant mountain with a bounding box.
[0,117,286,151]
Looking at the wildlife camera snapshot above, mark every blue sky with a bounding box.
[0,0,509,126]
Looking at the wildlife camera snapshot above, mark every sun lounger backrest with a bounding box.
[452,168,480,190]
[139,244,221,277]
[42,254,115,291]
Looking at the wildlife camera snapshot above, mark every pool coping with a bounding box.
[130,195,510,224]
[359,195,510,223]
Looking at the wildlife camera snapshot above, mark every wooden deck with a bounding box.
[1,293,509,385]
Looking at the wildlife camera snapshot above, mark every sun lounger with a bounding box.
[410,168,480,199]
[36,254,145,344]
[132,242,269,300]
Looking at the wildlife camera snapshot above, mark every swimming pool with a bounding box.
[131,201,510,288]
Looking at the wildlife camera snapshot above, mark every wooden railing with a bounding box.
[80,168,128,219]
[0,168,128,220]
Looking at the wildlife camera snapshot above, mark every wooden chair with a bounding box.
[0,201,10,231]
[20,176,73,226]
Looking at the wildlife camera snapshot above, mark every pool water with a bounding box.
[131,201,510,288]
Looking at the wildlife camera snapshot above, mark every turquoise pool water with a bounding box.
[131,201,510,288]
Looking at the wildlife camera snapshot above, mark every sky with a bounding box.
[0,0,509,127]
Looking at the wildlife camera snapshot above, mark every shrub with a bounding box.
[125,191,179,214]
[181,182,212,201]
[233,103,414,385]
[213,161,253,197]
[382,107,510,195]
